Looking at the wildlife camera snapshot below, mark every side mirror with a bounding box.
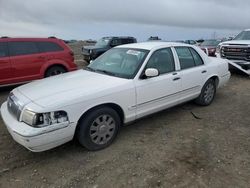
[145,68,159,78]
[90,60,93,64]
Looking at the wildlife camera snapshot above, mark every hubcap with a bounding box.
[204,83,215,103]
[89,115,116,145]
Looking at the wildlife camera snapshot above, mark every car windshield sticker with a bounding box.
[127,50,141,56]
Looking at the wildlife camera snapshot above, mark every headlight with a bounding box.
[216,45,221,54]
[22,110,69,128]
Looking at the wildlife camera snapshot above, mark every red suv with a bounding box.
[0,37,77,86]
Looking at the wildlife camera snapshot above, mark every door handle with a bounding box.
[202,70,207,74]
[172,72,178,75]
[173,77,181,81]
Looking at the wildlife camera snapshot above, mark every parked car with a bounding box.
[0,42,230,152]
[147,36,161,41]
[82,36,137,62]
[0,37,77,86]
[216,29,250,75]
[184,40,198,45]
[199,39,221,57]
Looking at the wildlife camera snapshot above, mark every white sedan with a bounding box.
[0,42,230,152]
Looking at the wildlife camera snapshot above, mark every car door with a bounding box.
[135,48,182,118]
[8,41,47,82]
[174,47,208,99]
[0,42,12,85]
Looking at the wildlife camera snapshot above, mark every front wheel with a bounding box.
[77,107,121,151]
[195,79,216,106]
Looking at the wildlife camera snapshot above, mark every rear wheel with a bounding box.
[77,107,121,151]
[195,79,216,106]
[45,66,66,77]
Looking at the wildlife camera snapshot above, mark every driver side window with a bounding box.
[146,48,175,75]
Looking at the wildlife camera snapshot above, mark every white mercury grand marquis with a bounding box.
[0,42,231,152]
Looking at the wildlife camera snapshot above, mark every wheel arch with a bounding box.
[207,75,219,88]
[74,103,125,137]
[41,61,70,78]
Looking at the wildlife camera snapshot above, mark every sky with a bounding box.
[0,0,249,41]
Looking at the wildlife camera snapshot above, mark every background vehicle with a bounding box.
[216,29,250,75]
[0,37,77,86]
[147,36,162,41]
[200,39,221,56]
[0,42,230,152]
[184,40,198,45]
[82,36,137,62]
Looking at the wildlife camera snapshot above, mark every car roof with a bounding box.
[0,37,61,42]
[117,41,190,50]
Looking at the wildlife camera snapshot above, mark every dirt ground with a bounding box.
[0,44,250,187]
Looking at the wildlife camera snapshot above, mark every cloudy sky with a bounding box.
[0,0,249,41]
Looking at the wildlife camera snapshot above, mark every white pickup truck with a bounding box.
[216,29,250,76]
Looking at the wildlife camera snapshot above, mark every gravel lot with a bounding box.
[0,43,250,188]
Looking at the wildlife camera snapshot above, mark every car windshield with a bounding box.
[234,31,250,40]
[95,38,111,47]
[86,48,149,79]
[200,40,221,46]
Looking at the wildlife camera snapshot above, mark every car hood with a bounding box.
[16,70,130,108]
[220,40,250,46]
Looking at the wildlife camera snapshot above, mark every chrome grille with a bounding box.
[221,46,250,61]
[7,94,22,121]
[82,48,90,55]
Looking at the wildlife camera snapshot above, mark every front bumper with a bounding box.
[0,102,76,152]
[231,60,250,70]
[82,54,94,62]
[216,53,250,70]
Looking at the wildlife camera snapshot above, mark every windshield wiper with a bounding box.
[95,69,116,76]
[84,67,96,72]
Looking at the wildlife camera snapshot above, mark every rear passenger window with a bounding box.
[36,42,64,53]
[0,43,8,57]
[190,48,204,66]
[9,42,39,56]
[175,47,196,70]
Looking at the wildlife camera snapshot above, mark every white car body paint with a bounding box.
[0,42,230,152]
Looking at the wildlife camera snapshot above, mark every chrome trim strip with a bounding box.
[131,86,200,108]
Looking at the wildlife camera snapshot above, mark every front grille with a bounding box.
[221,46,250,61]
[82,48,90,55]
[7,94,22,121]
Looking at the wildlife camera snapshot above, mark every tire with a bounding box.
[77,107,121,151]
[45,66,66,77]
[195,79,216,106]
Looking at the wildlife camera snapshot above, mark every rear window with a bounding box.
[9,42,39,56]
[0,42,8,57]
[36,41,64,53]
